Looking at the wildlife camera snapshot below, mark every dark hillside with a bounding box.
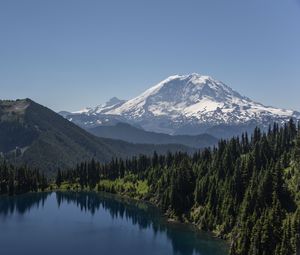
[0,99,194,174]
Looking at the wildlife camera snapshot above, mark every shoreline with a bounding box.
[0,186,230,252]
[53,187,230,245]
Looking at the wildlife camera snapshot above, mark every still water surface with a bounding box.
[0,192,228,255]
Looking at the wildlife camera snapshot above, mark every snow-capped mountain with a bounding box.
[62,74,300,137]
[72,97,126,115]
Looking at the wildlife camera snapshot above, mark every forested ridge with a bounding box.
[0,99,195,174]
[1,120,300,254]
[57,120,300,255]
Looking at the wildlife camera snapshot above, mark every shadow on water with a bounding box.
[0,192,49,217]
[0,192,228,255]
[56,191,228,255]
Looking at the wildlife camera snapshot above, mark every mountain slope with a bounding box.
[88,122,218,148]
[0,99,194,174]
[64,74,300,137]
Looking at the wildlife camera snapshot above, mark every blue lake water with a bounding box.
[0,192,228,255]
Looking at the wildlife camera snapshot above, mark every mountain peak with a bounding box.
[159,73,233,95]
[64,74,300,136]
[105,97,126,107]
[106,73,244,119]
[72,97,127,115]
[163,73,212,84]
[0,98,31,117]
[166,73,213,80]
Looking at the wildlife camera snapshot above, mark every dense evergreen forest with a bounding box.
[1,120,299,254]
[57,120,300,255]
[0,162,48,195]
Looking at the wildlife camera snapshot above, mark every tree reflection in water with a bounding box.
[56,192,228,255]
[0,192,227,255]
[0,192,49,217]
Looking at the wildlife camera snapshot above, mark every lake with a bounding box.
[0,192,228,255]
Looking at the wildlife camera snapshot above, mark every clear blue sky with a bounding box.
[1,0,300,112]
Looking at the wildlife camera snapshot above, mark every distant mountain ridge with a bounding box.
[88,122,218,149]
[62,73,300,138]
[0,99,195,174]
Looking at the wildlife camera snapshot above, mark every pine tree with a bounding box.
[56,169,62,188]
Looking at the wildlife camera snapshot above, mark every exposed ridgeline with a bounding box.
[59,120,300,255]
[0,161,48,195]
